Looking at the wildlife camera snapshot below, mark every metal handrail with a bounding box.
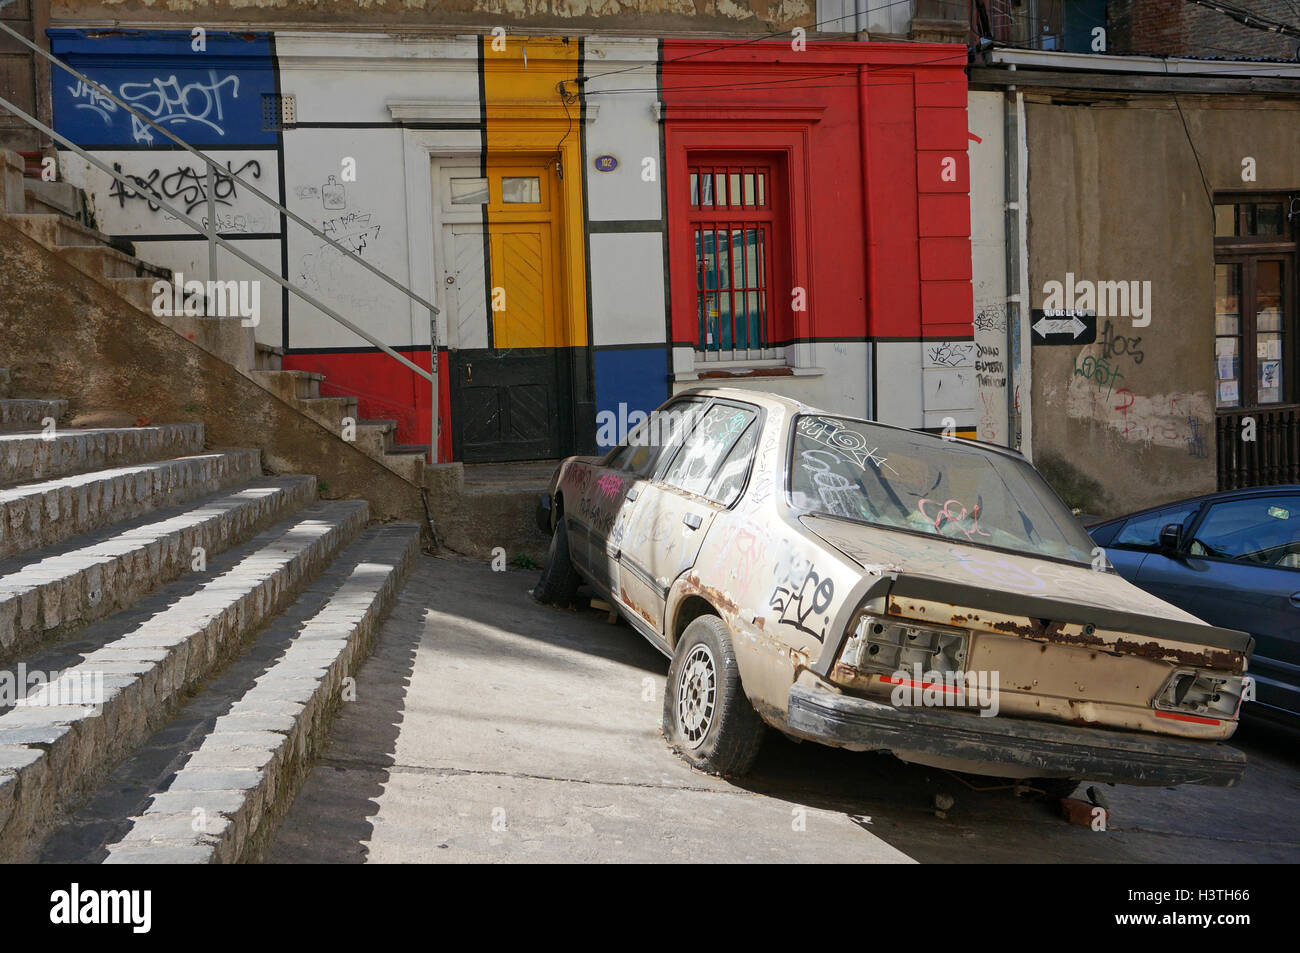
[0,21,440,457]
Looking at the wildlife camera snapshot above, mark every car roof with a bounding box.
[1092,484,1300,528]
[672,386,1027,461]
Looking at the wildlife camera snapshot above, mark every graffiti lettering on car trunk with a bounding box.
[770,569,835,642]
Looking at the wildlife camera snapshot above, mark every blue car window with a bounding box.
[1114,504,1199,548]
[1190,497,1300,567]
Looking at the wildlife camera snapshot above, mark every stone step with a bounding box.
[0,500,370,862]
[57,244,170,281]
[0,424,205,487]
[248,370,357,433]
[106,277,156,312]
[3,212,132,254]
[353,419,397,458]
[0,399,68,435]
[21,180,94,226]
[376,448,426,484]
[254,343,283,371]
[251,369,323,402]
[0,476,316,666]
[57,523,419,863]
[0,450,262,561]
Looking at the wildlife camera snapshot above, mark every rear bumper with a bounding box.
[787,684,1246,787]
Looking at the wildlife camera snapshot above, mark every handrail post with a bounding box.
[206,164,217,286]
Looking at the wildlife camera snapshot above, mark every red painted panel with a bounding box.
[282,350,442,458]
[916,150,969,193]
[866,78,920,340]
[914,70,968,108]
[915,107,969,150]
[921,280,975,335]
[920,237,973,281]
[918,193,971,237]
[661,40,970,348]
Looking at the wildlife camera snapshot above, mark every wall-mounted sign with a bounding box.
[593,154,619,173]
[1031,309,1097,345]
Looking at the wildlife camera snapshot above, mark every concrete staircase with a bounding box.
[0,149,430,487]
[0,377,419,863]
[250,344,429,484]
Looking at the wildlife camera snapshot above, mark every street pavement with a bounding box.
[269,554,1300,863]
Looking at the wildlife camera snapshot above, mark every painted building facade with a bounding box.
[970,48,1300,515]
[46,27,979,462]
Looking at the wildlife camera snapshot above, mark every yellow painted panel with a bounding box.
[490,223,555,348]
[482,35,586,349]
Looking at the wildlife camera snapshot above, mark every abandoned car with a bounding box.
[534,388,1251,791]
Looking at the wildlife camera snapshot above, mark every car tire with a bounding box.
[663,614,766,777]
[533,516,581,607]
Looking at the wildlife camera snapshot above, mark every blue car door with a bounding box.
[1101,501,1203,605]
[1161,495,1300,719]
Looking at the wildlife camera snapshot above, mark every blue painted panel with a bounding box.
[594,347,670,449]
[49,29,277,148]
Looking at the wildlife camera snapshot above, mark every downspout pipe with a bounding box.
[858,63,875,419]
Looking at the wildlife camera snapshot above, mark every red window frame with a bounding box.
[688,161,775,356]
[683,154,790,360]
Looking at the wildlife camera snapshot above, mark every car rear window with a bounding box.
[789,414,1096,564]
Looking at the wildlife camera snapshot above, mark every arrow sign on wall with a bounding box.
[1030,309,1097,345]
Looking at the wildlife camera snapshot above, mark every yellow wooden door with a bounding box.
[487,162,562,349]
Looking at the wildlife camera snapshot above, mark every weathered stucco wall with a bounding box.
[50,0,816,32]
[1025,94,1300,516]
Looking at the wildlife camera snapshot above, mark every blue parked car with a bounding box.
[1089,486,1300,730]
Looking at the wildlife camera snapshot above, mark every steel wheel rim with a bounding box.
[676,643,717,749]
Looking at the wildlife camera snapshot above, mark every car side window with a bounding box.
[1189,497,1300,568]
[1114,504,1199,548]
[660,404,758,498]
[704,418,760,507]
[606,399,703,479]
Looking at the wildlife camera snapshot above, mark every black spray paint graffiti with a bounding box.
[109,159,262,216]
[975,342,1005,388]
[320,211,381,255]
[769,569,835,642]
[925,341,974,368]
[1098,318,1144,365]
[973,305,1006,333]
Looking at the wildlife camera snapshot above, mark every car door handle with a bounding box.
[1289,591,1300,608]
[683,513,702,530]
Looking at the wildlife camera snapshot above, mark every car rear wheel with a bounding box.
[663,614,766,776]
[533,515,581,607]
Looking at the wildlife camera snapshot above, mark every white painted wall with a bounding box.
[280,126,415,350]
[672,341,872,417]
[969,89,1011,446]
[582,37,661,224]
[589,232,665,346]
[59,148,284,346]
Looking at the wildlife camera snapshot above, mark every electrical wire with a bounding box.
[1163,59,1217,223]
[578,0,925,85]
